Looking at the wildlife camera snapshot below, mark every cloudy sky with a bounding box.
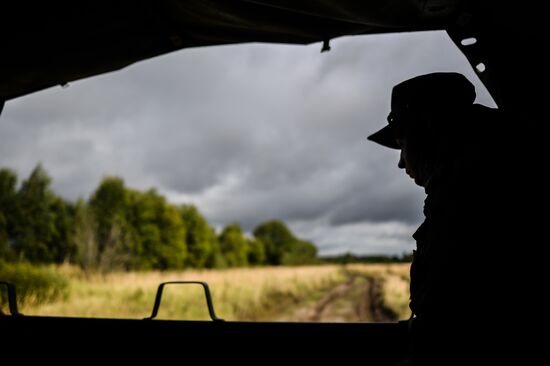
[0,31,494,256]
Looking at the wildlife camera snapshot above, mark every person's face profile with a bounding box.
[396,135,429,187]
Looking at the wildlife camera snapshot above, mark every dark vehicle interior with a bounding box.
[1,1,544,363]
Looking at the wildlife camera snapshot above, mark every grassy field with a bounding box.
[9,264,411,321]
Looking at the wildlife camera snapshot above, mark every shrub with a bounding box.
[0,260,68,310]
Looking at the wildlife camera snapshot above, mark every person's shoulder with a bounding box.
[470,103,501,123]
[467,104,507,143]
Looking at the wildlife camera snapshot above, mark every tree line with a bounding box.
[0,164,318,271]
[321,252,413,264]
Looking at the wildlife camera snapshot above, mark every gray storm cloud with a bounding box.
[0,31,494,255]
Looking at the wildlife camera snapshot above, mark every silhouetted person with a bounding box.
[368,72,516,365]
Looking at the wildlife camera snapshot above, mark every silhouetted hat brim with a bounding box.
[368,72,476,150]
[367,124,400,149]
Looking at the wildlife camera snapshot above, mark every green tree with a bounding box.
[3,165,73,263]
[180,205,219,268]
[97,219,133,272]
[156,202,187,269]
[72,199,99,272]
[253,220,318,265]
[206,237,226,269]
[89,176,129,255]
[0,168,18,260]
[281,240,318,265]
[253,220,296,265]
[126,189,161,270]
[127,189,187,270]
[0,214,9,259]
[48,197,73,263]
[15,164,58,262]
[247,237,266,266]
[218,224,249,267]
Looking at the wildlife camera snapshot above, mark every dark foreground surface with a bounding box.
[1,315,407,364]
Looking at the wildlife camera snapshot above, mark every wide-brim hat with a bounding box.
[368,72,476,149]
[367,116,400,149]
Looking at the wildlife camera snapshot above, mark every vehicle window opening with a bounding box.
[0,31,495,323]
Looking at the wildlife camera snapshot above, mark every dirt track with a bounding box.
[287,271,399,322]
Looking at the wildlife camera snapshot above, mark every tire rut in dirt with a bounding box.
[309,272,399,322]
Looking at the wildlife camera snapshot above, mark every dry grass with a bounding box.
[22,265,346,321]
[18,263,411,321]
